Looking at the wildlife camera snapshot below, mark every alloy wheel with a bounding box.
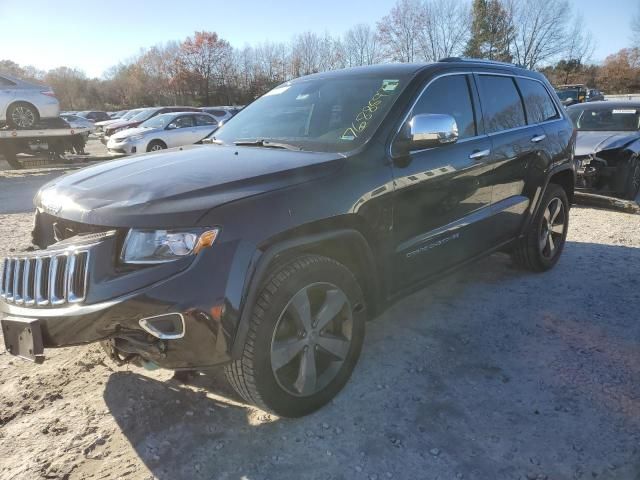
[150,144,164,151]
[11,106,35,128]
[539,197,566,259]
[270,282,353,397]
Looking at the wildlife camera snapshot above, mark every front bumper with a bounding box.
[1,232,239,369]
[106,138,143,155]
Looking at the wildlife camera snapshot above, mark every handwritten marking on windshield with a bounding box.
[341,81,399,141]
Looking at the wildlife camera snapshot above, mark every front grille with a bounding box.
[0,250,90,307]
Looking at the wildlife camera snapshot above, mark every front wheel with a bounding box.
[7,102,39,129]
[146,140,167,152]
[225,255,366,417]
[512,183,569,272]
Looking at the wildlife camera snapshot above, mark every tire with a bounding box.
[512,183,569,272]
[146,140,167,152]
[1,141,21,169]
[623,156,640,201]
[6,102,39,129]
[225,254,366,417]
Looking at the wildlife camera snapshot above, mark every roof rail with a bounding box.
[438,57,523,68]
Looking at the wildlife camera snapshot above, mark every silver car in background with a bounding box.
[0,73,60,128]
[106,112,218,155]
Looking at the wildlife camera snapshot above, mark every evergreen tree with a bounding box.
[465,0,513,62]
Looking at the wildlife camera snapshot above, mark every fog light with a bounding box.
[139,313,185,340]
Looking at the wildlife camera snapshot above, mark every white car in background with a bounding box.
[200,106,243,125]
[60,113,96,134]
[106,112,218,155]
[0,73,60,128]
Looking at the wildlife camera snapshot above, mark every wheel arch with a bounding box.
[230,225,381,358]
[147,139,167,151]
[548,167,575,205]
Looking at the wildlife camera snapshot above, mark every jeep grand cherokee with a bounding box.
[0,59,576,417]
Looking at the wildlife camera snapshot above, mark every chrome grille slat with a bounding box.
[13,258,23,304]
[0,250,90,308]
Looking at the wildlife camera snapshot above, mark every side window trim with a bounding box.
[389,70,566,156]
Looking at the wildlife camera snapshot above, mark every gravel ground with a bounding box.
[0,202,639,480]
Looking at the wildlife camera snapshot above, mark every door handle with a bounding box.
[469,149,491,160]
[531,134,546,143]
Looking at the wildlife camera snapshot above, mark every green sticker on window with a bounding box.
[382,80,400,92]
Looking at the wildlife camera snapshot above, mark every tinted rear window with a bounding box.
[516,78,559,124]
[477,75,526,133]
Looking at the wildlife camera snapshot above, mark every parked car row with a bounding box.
[106,112,218,155]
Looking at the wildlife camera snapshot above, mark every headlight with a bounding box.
[121,228,219,264]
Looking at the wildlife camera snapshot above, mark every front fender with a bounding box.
[228,229,378,359]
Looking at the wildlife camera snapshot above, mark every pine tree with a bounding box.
[465,0,513,62]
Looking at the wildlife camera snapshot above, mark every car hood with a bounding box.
[575,131,640,156]
[111,126,155,140]
[95,119,119,127]
[35,145,344,227]
[106,120,141,132]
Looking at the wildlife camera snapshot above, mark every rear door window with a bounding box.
[477,75,526,133]
[412,75,477,139]
[516,78,559,124]
[196,115,217,126]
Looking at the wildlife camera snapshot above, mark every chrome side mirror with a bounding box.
[409,113,458,149]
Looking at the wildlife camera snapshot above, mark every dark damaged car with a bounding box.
[0,60,575,417]
[568,101,640,199]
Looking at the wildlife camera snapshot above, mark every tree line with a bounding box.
[2,0,640,110]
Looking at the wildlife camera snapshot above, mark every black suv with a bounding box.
[0,59,575,417]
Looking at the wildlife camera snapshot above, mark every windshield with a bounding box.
[568,107,640,131]
[117,110,134,120]
[129,108,158,123]
[212,74,410,153]
[556,89,580,101]
[140,114,174,129]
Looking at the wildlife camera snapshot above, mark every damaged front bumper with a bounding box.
[0,231,237,369]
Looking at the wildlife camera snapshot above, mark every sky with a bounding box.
[0,0,636,78]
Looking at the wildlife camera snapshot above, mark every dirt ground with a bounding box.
[1,198,639,479]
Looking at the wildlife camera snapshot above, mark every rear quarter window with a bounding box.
[477,75,526,134]
[516,78,559,124]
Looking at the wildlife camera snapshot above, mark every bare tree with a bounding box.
[377,0,425,62]
[343,24,382,66]
[291,32,322,76]
[511,0,570,69]
[180,31,233,105]
[421,0,471,61]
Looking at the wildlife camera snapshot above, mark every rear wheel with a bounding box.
[512,183,569,272]
[225,254,366,417]
[146,140,167,152]
[7,102,39,129]
[623,156,640,201]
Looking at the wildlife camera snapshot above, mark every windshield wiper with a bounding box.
[233,139,302,151]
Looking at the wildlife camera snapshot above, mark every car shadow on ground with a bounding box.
[104,241,640,480]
